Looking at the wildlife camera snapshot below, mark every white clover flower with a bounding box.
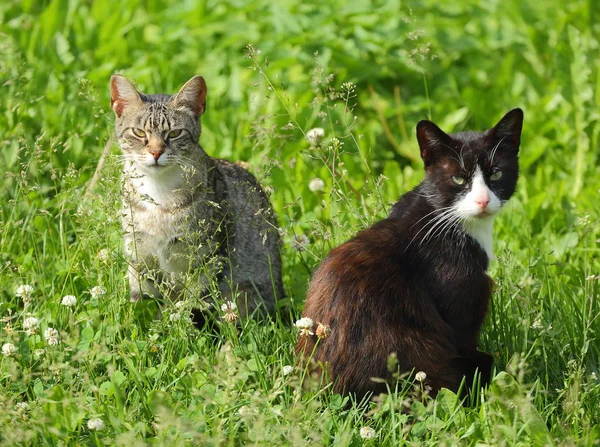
[359,426,376,439]
[98,249,110,262]
[2,343,16,357]
[87,417,105,431]
[44,327,60,346]
[15,402,29,412]
[306,127,325,145]
[308,178,325,192]
[33,349,45,358]
[282,365,294,376]
[415,371,427,382]
[295,317,314,337]
[221,301,239,323]
[175,301,185,309]
[61,295,77,307]
[169,312,181,322]
[22,317,40,335]
[221,301,238,312]
[90,286,106,299]
[16,284,34,304]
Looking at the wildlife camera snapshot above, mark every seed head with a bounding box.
[315,323,331,339]
[415,371,427,382]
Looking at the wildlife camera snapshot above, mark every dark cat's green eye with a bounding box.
[452,175,465,185]
[132,128,146,138]
[168,129,183,139]
[490,170,503,181]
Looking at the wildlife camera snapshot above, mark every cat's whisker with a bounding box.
[409,205,455,231]
[419,210,461,246]
[409,208,458,249]
[488,136,508,164]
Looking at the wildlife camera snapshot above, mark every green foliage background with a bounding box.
[0,0,599,445]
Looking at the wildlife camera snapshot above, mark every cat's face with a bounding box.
[110,75,207,175]
[416,109,523,221]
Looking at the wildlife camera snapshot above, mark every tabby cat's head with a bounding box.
[416,108,523,221]
[110,75,207,174]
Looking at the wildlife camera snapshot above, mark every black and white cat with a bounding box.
[298,109,523,397]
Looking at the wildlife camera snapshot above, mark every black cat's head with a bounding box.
[416,108,523,221]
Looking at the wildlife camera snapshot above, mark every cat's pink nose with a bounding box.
[475,196,490,209]
[150,150,164,160]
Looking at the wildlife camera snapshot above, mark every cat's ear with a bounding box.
[110,75,143,118]
[491,108,523,147]
[172,76,207,117]
[416,120,454,166]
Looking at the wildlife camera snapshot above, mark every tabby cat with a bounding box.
[297,108,523,397]
[110,75,283,325]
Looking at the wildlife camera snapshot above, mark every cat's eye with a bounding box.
[451,175,465,185]
[132,128,146,138]
[168,129,183,139]
[490,170,503,181]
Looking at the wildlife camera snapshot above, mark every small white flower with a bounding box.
[98,249,110,262]
[591,371,598,380]
[175,301,185,309]
[295,317,314,329]
[415,371,427,382]
[169,312,181,322]
[359,426,376,439]
[22,317,40,335]
[33,348,45,358]
[221,301,238,312]
[90,286,106,299]
[61,295,77,307]
[282,365,294,376]
[306,127,325,145]
[15,402,29,412]
[44,327,60,346]
[308,178,325,192]
[531,318,544,330]
[2,343,16,357]
[87,417,105,431]
[238,405,255,417]
[16,284,34,304]
[295,317,314,337]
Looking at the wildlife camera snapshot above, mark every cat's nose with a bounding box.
[150,150,164,160]
[148,139,166,160]
[475,196,490,209]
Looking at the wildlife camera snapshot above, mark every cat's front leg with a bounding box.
[124,233,160,302]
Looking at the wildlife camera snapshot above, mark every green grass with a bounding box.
[1,0,600,445]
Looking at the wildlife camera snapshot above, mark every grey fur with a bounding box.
[110,74,283,318]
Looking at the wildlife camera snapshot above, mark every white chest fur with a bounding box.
[462,216,495,260]
[122,168,190,275]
